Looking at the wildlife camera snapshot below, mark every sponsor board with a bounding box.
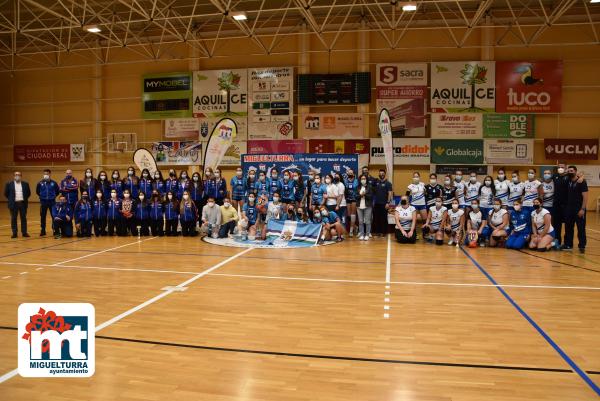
[299,113,365,139]
[370,138,430,165]
[431,114,483,138]
[544,138,598,160]
[164,118,199,139]
[484,139,534,164]
[151,141,202,165]
[248,67,294,139]
[142,72,192,119]
[430,139,484,164]
[483,114,535,138]
[248,140,306,154]
[14,144,85,162]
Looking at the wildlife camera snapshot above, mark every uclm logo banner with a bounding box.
[496,61,563,113]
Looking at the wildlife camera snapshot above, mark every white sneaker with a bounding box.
[358,234,364,240]
[447,239,454,245]
[368,233,373,238]
[364,236,370,241]
[349,230,354,238]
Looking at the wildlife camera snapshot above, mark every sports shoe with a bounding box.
[579,248,585,254]
[368,233,373,238]
[358,234,364,240]
[363,235,370,241]
[447,239,454,246]
[349,230,354,238]
[561,245,573,251]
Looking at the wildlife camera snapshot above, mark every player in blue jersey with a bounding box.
[506,199,531,249]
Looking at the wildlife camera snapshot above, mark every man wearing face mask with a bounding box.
[4,171,31,238]
[201,197,221,238]
[36,168,59,236]
[551,163,570,246]
[373,169,393,237]
[219,197,239,238]
[60,169,79,210]
[563,165,588,253]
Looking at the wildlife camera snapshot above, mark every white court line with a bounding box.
[385,234,391,283]
[0,261,197,275]
[587,227,600,234]
[51,237,157,266]
[0,221,39,228]
[0,246,253,384]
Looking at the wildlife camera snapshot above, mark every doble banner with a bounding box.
[544,139,598,160]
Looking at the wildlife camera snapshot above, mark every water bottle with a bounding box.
[207,223,212,238]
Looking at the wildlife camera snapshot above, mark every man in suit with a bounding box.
[4,171,31,238]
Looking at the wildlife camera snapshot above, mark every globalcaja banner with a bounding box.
[484,139,534,164]
[248,140,306,154]
[299,113,365,139]
[192,69,248,140]
[142,72,192,119]
[483,114,535,138]
[14,144,85,162]
[248,67,294,140]
[151,141,202,165]
[496,61,562,113]
[241,153,359,178]
[431,114,483,138]
[544,138,599,160]
[164,118,199,139]
[430,61,496,113]
[265,220,322,247]
[370,138,430,165]
[430,139,484,164]
[376,63,428,137]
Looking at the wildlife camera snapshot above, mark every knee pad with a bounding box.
[435,239,443,246]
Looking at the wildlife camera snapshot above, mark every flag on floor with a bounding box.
[265,220,322,247]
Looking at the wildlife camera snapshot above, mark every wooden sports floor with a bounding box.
[1,206,599,400]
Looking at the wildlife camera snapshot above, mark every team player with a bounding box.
[134,191,150,236]
[230,167,246,211]
[242,193,260,237]
[51,194,73,238]
[529,197,555,251]
[37,169,59,236]
[522,168,541,216]
[164,191,179,236]
[483,198,509,247]
[540,169,555,215]
[106,189,121,236]
[464,172,481,213]
[280,170,296,207]
[320,206,345,242]
[344,170,359,237]
[422,196,447,245]
[269,169,281,201]
[424,173,443,210]
[407,172,427,223]
[454,170,466,209]
[505,199,531,249]
[97,171,111,200]
[139,169,153,199]
[444,200,464,246]
[123,166,139,199]
[507,171,524,211]
[465,199,486,248]
[179,190,198,237]
[92,189,107,237]
[479,176,495,217]
[293,171,306,210]
[149,190,165,237]
[494,168,509,207]
[110,170,124,199]
[74,190,93,237]
[310,174,327,210]
[60,169,79,210]
[441,175,456,209]
[394,195,417,244]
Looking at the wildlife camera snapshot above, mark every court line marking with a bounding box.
[51,237,157,266]
[518,250,600,274]
[386,235,391,283]
[461,247,600,396]
[0,221,39,228]
[0,246,253,384]
[0,238,89,260]
[587,228,600,234]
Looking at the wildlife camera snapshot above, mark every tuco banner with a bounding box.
[484,139,534,164]
[496,61,562,113]
[14,144,85,162]
[483,114,535,138]
[430,61,496,113]
[430,139,484,164]
[370,138,430,165]
[376,63,428,137]
[248,140,306,154]
[544,139,598,160]
[431,114,483,138]
[300,113,364,139]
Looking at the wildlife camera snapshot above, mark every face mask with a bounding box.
[470,177,477,183]
[400,199,408,205]
[444,180,451,185]
[155,175,160,179]
[297,210,303,216]
[214,173,220,178]
[258,176,264,181]
[557,167,565,174]
[139,195,144,200]
[273,197,280,203]
[314,212,321,218]
[288,208,294,213]
[413,177,419,183]
[514,205,521,211]
[183,195,189,200]
[208,202,215,207]
[284,175,290,181]
[544,174,552,180]
[250,174,256,179]
[143,173,148,178]
[333,177,339,183]
[533,204,540,210]
[111,193,117,198]
[498,174,505,180]
[236,171,242,177]
[193,176,199,182]
[66,173,72,178]
[124,193,130,199]
[86,172,92,178]
[82,194,88,199]
[96,193,102,198]
[293,176,299,181]
[249,197,255,203]
[429,179,437,185]
[100,175,106,180]
[272,174,278,179]
[485,180,491,186]
[182,174,188,179]
[493,205,501,211]
[361,179,367,185]
[452,204,459,210]
[512,177,519,183]
[321,210,329,216]
[379,174,385,179]
[348,174,354,179]
[471,204,479,210]
[112,174,118,179]
[315,179,321,184]
[325,178,331,184]
[168,195,173,200]
[528,173,535,180]
[170,173,176,178]
[128,171,134,176]
[455,175,462,182]
[309,175,314,180]
[568,172,575,178]
[43,174,49,180]
[224,202,231,208]
[204,171,210,176]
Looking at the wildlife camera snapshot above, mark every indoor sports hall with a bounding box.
[1,1,600,400]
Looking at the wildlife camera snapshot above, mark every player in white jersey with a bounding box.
[494,168,509,207]
[479,176,495,217]
[422,197,447,245]
[465,172,481,212]
[507,171,524,210]
[444,200,465,246]
[540,169,555,214]
[522,168,541,215]
[529,197,555,251]
[394,196,417,244]
[454,170,466,208]
[407,172,427,223]
[483,198,509,247]
[465,199,487,248]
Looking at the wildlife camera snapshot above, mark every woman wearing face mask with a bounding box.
[123,166,139,199]
[356,174,373,241]
[201,197,221,237]
[522,168,541,216]
[152,170,166,199]
[309,174,327,213]
[285,204,297,221]
[311,207,330,241]
[149,191,165,236]
[120,189,136,236]
[465,173,481,213]
[106,189,122,236]
[134,191,150,236]
[540,169,555,215]
[507,171,524,211]
[505,199,531,250]
[190,172,203,219]
[394,196,417,244]
[494,168,509,208]
[423,197,446,245]
[444,200,464,246]
[454,170,466,209]
[97,170,111,201]
[324,174,340,213]
[320,206,345,242]
[253,170,267,199]
[213,169,227,205]
[110,170,124,199]
[344,170,358,237]
[407,172,427,226]
[139,169,153,199]
[92,189,107,237]
[164,191,179,236]
[465,199,486,248]
[74,190,93,237]
[424,174,443,210]
[529,197,555,251]
[441,175,456,210]
[80,168,98,197]
[179,190,198,237]
[231,168,246,211]
[478,176,496,218]
[165,169,179,196]
[333,172,347,226]
[483,198,509,247]
[242,193,259,237]
[268,168,281,201]
[280,170,296,208]
[266,192,284,223]
[296,206,308,223]
[294,171,306,211]
[177,171,190,200]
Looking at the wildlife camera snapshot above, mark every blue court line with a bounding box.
[461,248,600,396]
[0,238,89,260]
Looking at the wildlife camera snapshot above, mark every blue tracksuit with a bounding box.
[106,199,122,220]
[60,177,79,207]
[138,179,153,198]
[37,179,59,232]
[110,180,124,199]
[179,201,197,222]
[97,179,111,200]
[269,178,281,201]
[51,202,73,237]
[230,176,245,201]
[280,179,295,203]
[92,199,107,220]
[74,200,93,236]
[254,179,269,198]
[243,203,258,225]
[177,179,190,200]
[164,201,179,221]
[150,201,164,220]
[135,201,150,220]
[203,179,218,200]
[189,182,203,202]
[215,179,227,201]
[123,177,139,199]
[153,180,166,198]
[165,178,179,196]
[506,209,531,249]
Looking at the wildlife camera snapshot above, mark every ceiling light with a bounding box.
[402,3,417,11]
[232,12,247,21]
[590,0,600,3]
[84,25,101,33]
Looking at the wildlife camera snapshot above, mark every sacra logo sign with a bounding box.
[379,66,424,84]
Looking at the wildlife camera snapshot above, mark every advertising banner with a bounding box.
[483,114,535,138]
[496,61,562,113]
[430,139,484,164]
[378,109,394,182]
[544,138,599,160]
[14,144,85,162]
[370,138,430,165]
[484,139,534,164]
[376,63,428,137]
[307,139,370,167]
[192,69,248,140]
[579,165,600,187]
[164,118,199,139]
[151,141,202,165]
[248,67,294,139]
[430,61,496,113]
[219,141,246,166]
[432,165,490,176]
[241,153,358,178]
[430,114,483,138]
[248,140,306,154]
[297,73,371,104]
[299,113,365,139]
[142,72,192,119]
[265,220,322,247]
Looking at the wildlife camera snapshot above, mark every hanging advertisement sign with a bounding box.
[579,165,600,187]
[241,153,359,178]
[430,114,483,138]
[432,165,490,176]
[430,61,496,113]
[164,118,199,139]
[151,141,202,165]
[299,113,365,139]
[248,140,306,154]
[482,114,535,138]
[142,72,192,119]
[13,144,85,162]
[297,73,371,104]
[370,138,430,165]
[544,139,598,160]
[248,67,294,139]
[219,141,246,166]
[430,139,484,164]
[484,139,534,164]
[376,63,428,137]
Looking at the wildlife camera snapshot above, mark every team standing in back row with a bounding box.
[4,162,588,251]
